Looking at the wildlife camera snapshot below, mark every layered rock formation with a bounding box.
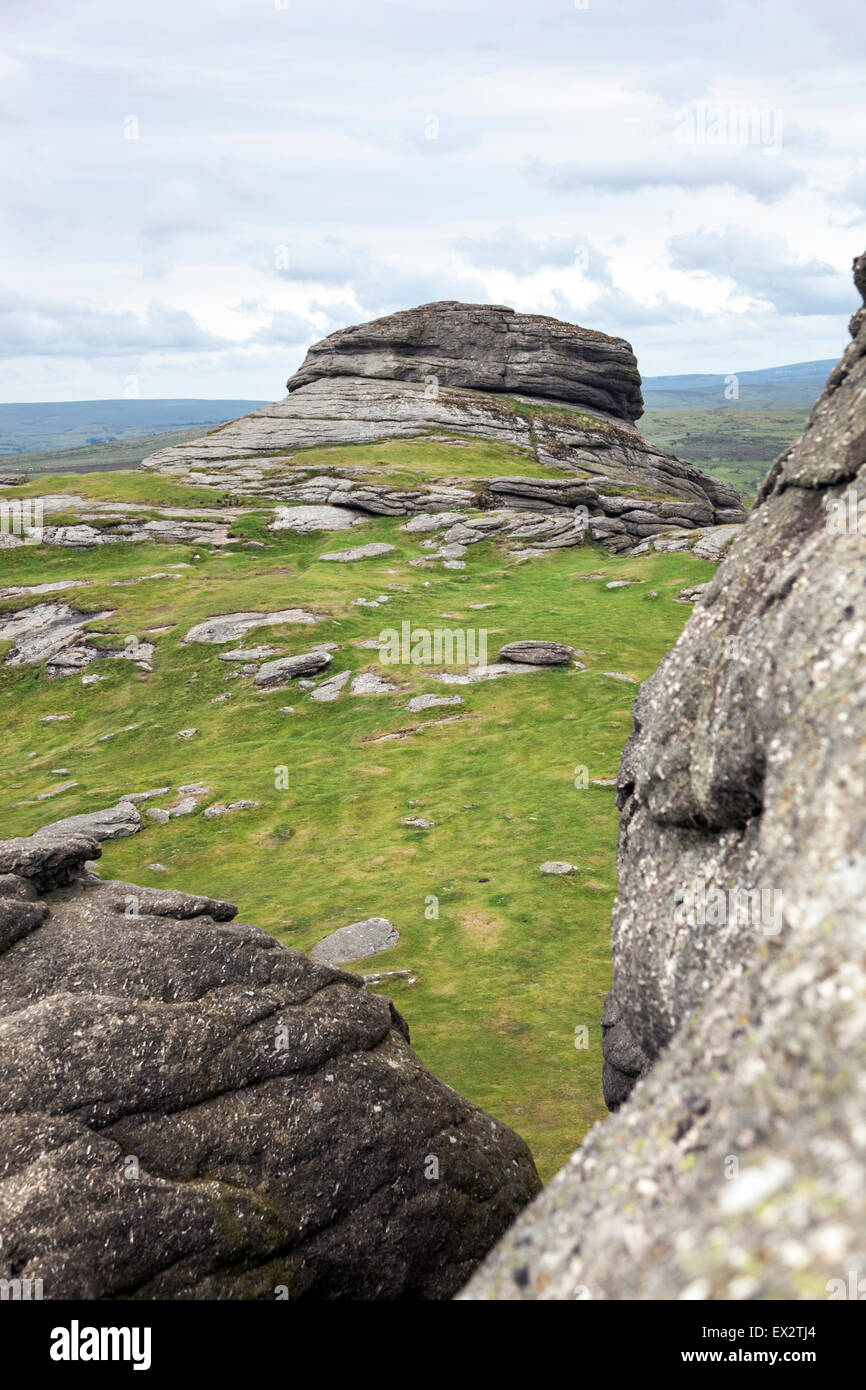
[462,251,866,1300]
[286,301,645,421]
[0,832,540,1299]
[142,302,744,554]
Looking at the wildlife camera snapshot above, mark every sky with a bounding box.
[1,0,865,403]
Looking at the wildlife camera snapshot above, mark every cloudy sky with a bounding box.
[2,0,865,402]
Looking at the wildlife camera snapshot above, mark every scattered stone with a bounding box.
[677,583,711,604]
[499,640,575,666]
[310,669,352,702]
[168,797,198,818]
[177,728,198,739]
[148,862,169,871]
[433,663,545,685]
[351,672,397,694]
[254,650,333,688]
[38,713,72,723]
[146,808,170,824]
[203,801,260,818]
[405,694,464,713]
[183,610,317,644]
[34,801,141,842]
[125,787,171,804]
[311,916,399,965]
[218,645,281,661]
[404,817,437,828]
[602,671,638,683]
[539,862,579,875]
[319,542,395,561]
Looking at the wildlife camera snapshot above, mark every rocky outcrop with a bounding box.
[286,301,645,421]
[141,303,744,553]
[0,831,540,1299]
[461,251,866,1300]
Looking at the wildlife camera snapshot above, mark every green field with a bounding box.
[0,460,718,1180]
[641,404,811,498]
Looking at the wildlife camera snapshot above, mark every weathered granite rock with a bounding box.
[310,669,352,703]
[254,650,333,687]
[34,800,141,842]
[310,916,400,964]
[287,301,644,421]
[499,640,575,666]
[184,610,317,644]
[319,543,395,562]
[0,833,540,1299]
[461,252,866,1301]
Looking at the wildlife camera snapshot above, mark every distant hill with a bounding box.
[0,399,269,457]
[642,360,835,411]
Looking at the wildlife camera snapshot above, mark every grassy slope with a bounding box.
[0,457,714,1181]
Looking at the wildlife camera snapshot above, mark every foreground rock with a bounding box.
[0,832,540,1298]
[462,252,866,1301]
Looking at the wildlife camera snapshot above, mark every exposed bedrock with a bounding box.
[461,250,866,1301]
[0,832,540,1299]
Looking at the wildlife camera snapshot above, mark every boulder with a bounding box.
[310,916,399,964]
[254,651,333,687]
[499,640,575,666]
[0,834,540,1298]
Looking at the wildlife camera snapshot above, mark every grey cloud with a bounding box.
[669,230,854,315]
[530,154,804,204]
[0,295,229,359]
[453,229,593,276]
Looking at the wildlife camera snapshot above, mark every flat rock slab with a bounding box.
[405,693,464,712]
[269,504,365,532]
[319,542,396,561]
[310,916,399,964]
[184,610,317,644]
[218,645,281,661]
[351,672,397,694]
[539,861,579,874]
[499,640,575,666]
[34,801,141,842]
[433,663,546,685]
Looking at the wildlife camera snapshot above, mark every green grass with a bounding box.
[260,433,560,484]
[0,464,714,1181]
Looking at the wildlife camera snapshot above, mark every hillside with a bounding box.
[0,303,742,1184]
